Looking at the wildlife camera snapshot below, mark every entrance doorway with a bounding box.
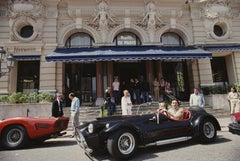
[113,61,146,85]
[161,61,189,101]
[65,63,96,106]
[17,61,40,94]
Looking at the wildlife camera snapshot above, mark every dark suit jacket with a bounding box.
[52,99,63,117]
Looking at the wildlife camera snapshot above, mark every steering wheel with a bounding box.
[162,110,169,117]
[158,108,168,117]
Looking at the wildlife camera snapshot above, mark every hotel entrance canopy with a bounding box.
[45,46,211,62]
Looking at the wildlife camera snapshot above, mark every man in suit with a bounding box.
[52,93,64,117]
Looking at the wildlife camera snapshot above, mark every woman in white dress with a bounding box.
[121,90,132,115]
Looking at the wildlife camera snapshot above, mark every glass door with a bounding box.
[65,63,96,105]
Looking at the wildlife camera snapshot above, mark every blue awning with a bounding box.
[45,46,211,62]
[203,45,240,52]
[13,55,41,60]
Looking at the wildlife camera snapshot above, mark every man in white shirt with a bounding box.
[189,88,205,108]
[69,92,80,137]
[112,77,120,105]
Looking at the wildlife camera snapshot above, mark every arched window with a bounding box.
[161,32,184,47]
[114,32,141,46]
[65,33,94,48]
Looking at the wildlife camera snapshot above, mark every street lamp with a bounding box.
[0,47,14,78]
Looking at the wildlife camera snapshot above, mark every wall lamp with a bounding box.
[0,47,15,78]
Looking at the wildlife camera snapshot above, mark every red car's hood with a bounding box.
[232,112,240,121]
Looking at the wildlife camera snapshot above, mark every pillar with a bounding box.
[146,60,153,94]
[156,60,163,81]
[95,61,103,106]
[107,61,113,87]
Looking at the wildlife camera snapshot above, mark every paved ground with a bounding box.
[1,116,239,161]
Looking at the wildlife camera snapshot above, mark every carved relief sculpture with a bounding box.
[202,0,232,40]
[89,0,118,43]
[7,0,45,42]
[89,0,117,30]
[204,0,231,19]
[139,1,165,30]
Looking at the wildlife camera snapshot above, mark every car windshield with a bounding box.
[136,102,159,115]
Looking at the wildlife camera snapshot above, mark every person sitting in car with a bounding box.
[167,100,184,120]
[158,102,168,115]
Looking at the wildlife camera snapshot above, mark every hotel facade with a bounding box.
[0,0,240,105]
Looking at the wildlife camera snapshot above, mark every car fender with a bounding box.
[192,114,221,134]
[104,122,141,141]
[0,119,30,133]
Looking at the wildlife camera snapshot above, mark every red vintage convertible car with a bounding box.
[0,116,69,149]
[228,112,240,135]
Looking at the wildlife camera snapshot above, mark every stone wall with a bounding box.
[0,103,52,120]
[205,94,230,111]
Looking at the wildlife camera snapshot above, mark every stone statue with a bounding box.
[142,1,164,30]
[92,0,114,29]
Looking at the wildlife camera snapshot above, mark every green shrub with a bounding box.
[0,92,53,103]
[28,92,39,103]
[8,92,28,103]
[37,92,53,102]
[0,95,8,103]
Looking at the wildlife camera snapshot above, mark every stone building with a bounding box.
[0,0,240,106]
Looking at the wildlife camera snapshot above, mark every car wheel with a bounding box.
[107,129,137,160]
[199,118,217,143]
[1,125,29,149]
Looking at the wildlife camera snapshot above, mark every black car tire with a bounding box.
[1,125,29,149]
[199,118,217,143]
[107,129,137,160]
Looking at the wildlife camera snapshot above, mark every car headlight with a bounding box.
[105,123,110,129]
[88,123,94,133]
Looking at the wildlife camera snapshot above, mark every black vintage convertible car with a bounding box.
[75,103,221,160]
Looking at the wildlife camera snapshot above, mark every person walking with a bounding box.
[189,87,205,108]
[69,92,80,137]
[51,93,63,118]
[228,87,240,114]
[121,90,132,115]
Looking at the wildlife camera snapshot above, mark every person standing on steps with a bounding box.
[121,90,132,115]
[112,77,120,106]
[153,78,160,101]
[104,87,115,116]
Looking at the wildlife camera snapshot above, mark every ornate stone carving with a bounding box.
[7,0,45,42]
[202,0,232,40]
[204,0,232,19]
[88,0,118,30]
[137,1,166,30]
[7,0,45,18]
